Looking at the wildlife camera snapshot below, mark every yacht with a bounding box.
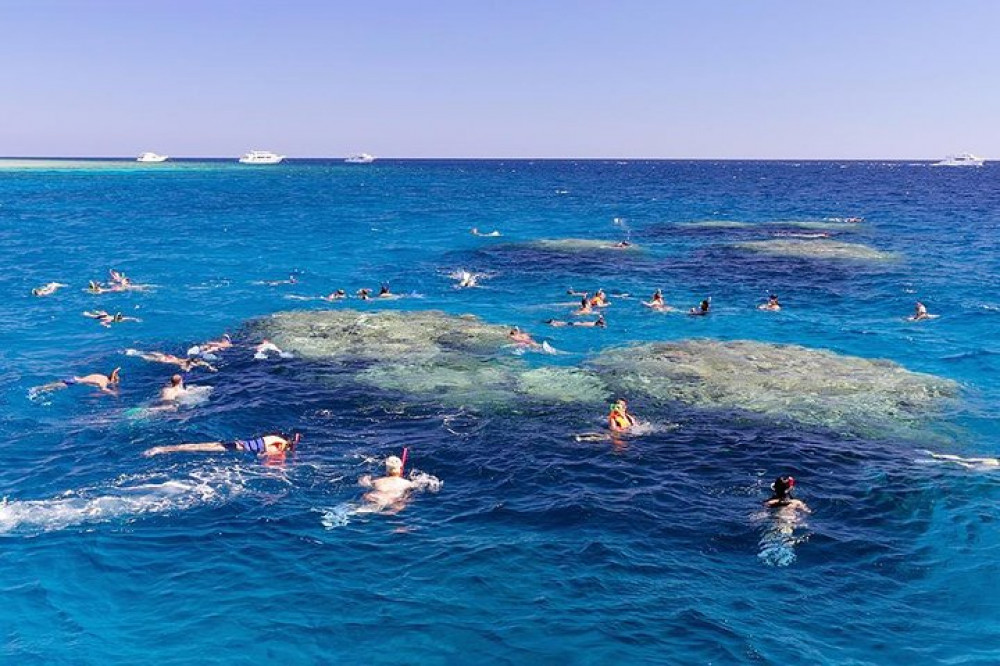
[239,150,285,165]
[136,152,168,163]
[345,153,376,164]
[932,153,985,167]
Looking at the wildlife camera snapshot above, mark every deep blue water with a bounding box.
[1,159,998,664]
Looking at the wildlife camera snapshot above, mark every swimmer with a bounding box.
[108,269,130,286]
[612,240,632,248]
[143,433,300,457]
[923,452,1000,470]
[357,288,372,300]
[187,334,232,358]
[590,289,608,308]
[159,374,188,402]
[254,339,292,359]
[845,217,864,224]
[86,280,121,294]
[758,294,781,311]
[31,282,68,297]
[125,349,217,372]
[259,275,298,286]
[83,310,141,327]
[322,289,348,301]
[378,283,392,297]
[566,288,588,297]
[642,288,670,310]
[908,301,933,321]
[358,454,414,510]
[764,476,810,512]
[689,298,711,316]
[508,326,540,347]
[608,399,638,433]
[575,294,593,315]
[471,227,501,237]
[33,367,121,396]
[453,270,481,288]
[547,313,606,328]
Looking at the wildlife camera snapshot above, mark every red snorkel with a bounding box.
[400,447,409,475]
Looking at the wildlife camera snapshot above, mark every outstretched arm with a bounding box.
[144,442,227,456]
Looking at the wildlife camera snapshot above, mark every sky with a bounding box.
[1,0,997,159]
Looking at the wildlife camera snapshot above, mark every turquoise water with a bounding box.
[1,159,998,664]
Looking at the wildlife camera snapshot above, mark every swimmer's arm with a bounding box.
[143,442,227,456]
[358,475,373,487]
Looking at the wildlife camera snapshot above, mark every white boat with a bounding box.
[239,150,285,165]
[932,152,985,167]
[345,153,376,164]
[136,152,168,163]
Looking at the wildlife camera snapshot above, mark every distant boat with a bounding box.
[932,153,985,167]
[345,153,376,164]
[239,150,285,165]
[136,152,168,163]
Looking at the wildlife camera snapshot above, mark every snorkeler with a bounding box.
[378,283,392,297]
[471,227,501,237]
[108,269,130,286]
[125,349,217,372]
[575,294,593,315]
[643,289,670,310]
[764,476,810,512]
[547,314,606,328]
[31,282,68,297]
[159,374,188,402]
[357,288,372,300]
[260,275,298,286]
[608,399,638,432]
[143,433,300,457]
[322,289,348,301]
[758,294,781,311]
[33,367,121,396]
[359,454,415,509]
[590,289,609,308]
[908,301,934,321]
[83,310,141,327]
[508,326,540,347]
[187,334,232,358]
[254,339,292,359]
[689,298,711,316]
[923,452,1000,470]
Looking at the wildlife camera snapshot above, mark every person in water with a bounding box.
[547,313,606,328]
[125,349,217,372]
[689,298,711,316]
[83,310,140,327]
[759,294,781,311]
[508,326,542,348]
[144,433,300,457]
[764,476,810,512]
[358,455,415,509]
[575,294,593,315]
[643,288,669,310]
[254,339,290,359]
[158,374,188,402]
[34,367,121,395]
[357,288,372,300]
[910,301,933,321]
[322,289,348,301]
[924,451,1000,470]
[471,227,501,237]
[378,283,392,297]
[32,282,68,297]
[590,289,609,308]
[608,399,638,432]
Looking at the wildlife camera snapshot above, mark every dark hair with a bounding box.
[770,476,795,500]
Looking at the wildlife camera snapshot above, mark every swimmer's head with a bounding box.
[770,475,795,499]
[385,455,404,476]
[170,374,183,386]
[109,367,121,384]
[597,314,606,326]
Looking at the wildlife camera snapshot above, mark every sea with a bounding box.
[0,158,997,665]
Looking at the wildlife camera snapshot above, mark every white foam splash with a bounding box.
[0,468,245,535]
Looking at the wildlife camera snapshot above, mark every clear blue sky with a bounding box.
[1,0,997,158]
